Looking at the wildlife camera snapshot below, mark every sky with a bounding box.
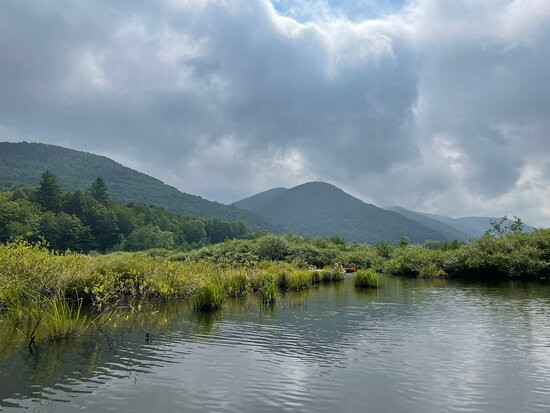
[0,0,549,226]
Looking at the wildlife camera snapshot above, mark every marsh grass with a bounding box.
[0,240,345,343]
[45,294,87,341]
[319,267,345,283]
[192,281,226,312]
[287,270,313,290]
[258,276,277,303]
[354,269,381,288]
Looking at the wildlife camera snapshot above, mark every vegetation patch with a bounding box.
[354,269,381,289]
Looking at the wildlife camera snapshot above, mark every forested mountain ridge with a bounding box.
[386,206,471,242]
[233,187,288,212]
[421,213,535,238]
[0,142,283,233]
[234,182,448,243]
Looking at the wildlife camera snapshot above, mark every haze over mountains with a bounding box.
[0,142,534,243]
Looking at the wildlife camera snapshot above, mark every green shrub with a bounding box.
[254,235,289,261]
[418,263,445,278]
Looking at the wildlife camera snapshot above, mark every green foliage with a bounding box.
[383,245,450,276]
[181,219,207,245]
[39,211,94,251]
[2,228,550,345]
[397,236,412,248]
[0,240,349,326]
[193,280,226,312]
[0,142,282,233]
[89,177,110,205]
[37,170,63,212]
[254,234,289,260]
[123,225,175,251]
[45,294,87,341]
[0,172,250,252]
[354,269,381,288]
[257,273,277,303]
[418,263,445,278]
[487,215,525,237]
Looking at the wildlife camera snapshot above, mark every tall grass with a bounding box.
[45,294,87,340]
[0,241,349,323]
[193,281,226,312]
[354,269,381,288]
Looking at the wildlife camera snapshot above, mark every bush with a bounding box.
[254,235,289,261]
[418,263,445,278]
[123,225,174,251]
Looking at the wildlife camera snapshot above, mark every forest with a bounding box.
[0,171,249,252]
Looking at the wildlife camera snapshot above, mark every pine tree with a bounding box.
[37,170,63,212]
[90,177,110,205]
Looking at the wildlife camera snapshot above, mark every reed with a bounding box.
[45,294,87,341]
[192,281,226,312]
[354,269,381,288]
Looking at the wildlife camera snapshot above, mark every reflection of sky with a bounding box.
[270,0,407,21]
[3,280,550,412]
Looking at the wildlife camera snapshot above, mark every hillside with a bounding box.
[422,213,535,238]
[233,187,288,211]
[235,182,448,243]
[0,142,283,232]
[387,206,471,242]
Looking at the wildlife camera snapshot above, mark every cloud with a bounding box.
[0,0,549,226]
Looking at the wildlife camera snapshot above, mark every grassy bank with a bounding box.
[0,240,346,343]
[178,229,550,280]
[1,228,549,344]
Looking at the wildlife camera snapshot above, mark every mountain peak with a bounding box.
[234,181,446,243]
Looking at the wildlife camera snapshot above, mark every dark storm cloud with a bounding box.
[0,0,549,225]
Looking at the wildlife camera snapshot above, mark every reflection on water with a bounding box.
[1,278,550,412]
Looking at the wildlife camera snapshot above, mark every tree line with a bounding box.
[0,171,249,252]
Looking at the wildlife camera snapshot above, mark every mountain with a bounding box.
[0,142,283,232]
[233,187,288,211]
[387,206,471,242]
[233,182,448,243]
[421,213,535,238]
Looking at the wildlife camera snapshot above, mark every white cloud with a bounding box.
[0,0,549,225]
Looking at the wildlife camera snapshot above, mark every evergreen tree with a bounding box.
[90,177,110,205]
[37,170,63,212]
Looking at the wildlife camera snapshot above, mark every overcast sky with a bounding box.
[1,0,549,226]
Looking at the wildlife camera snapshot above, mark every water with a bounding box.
[1,277,550,412]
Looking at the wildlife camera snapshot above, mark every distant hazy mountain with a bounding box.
[421,213,535,238]
[0,142,283,232]
[387,206,471,242]
[233,182,448,243]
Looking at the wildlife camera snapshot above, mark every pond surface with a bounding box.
[1,277,550,412]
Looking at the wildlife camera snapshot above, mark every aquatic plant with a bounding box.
[319,266,345,283]
[354,269,381,288]
[192,280,226,312]
[287,270,313,290]
[258,275,277,303]
[44,294,87,341]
